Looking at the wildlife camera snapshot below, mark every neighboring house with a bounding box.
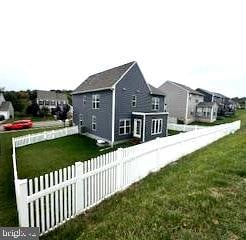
[196,88,234,116]
[196,102,218,123]
[72,61,168,145]
[0,91,14,120]
[36,90,68,113]
[159,81,204,124]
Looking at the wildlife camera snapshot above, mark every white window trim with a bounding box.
[151,119,163,135]
[79,114,84,127]
[83,95,86,105]
[132,95,137,107]
[92,115,96,131]
[92,94,100,109]
[119,119,131,135]
[151,97,160,111]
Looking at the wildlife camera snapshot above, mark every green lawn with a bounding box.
[0,127,62,227]
[17,135,132,179]
[4,115,54,123]
[191,113,239,126]
[41,110,246,240]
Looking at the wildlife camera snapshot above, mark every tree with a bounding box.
[39,107,50,118]
[55,104,70,127]
[26,102,40,116]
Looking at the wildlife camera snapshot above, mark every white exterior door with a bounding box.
[133,119,142,138]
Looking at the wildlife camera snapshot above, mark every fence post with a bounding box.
[28,134,31,145]
[44,131,47,140]
[75,162,84,214]
[155,137,161,171]
[16,179,29,227]
[116,148,124,191]
[52,130,55,139]
[65,127,68,135]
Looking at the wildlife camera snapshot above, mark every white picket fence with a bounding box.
[12,121,241,236]
[14,126,78,148]
[167,123,207,132]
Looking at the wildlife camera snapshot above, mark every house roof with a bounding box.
[73,61,136,94]
[197,101,218,108]
[167,81,204,96]
[148,84,165,96]
[0,101,13,111]
[37,90,68,101]
[196,88,228,99]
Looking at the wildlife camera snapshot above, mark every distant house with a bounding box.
[0,90,14,120]
[196,102,218,123]
[36,90,68,113]
[159,81,218,123]
[72,61,168,145]
[196,88,235,116]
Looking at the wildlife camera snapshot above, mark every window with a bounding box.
[83,95,86,105]
[151,119,163,135]
[195,99,199,103]
[45,100,50,106]
[51,100,56,106]
[79,114,84,127]
[119,119,131,135]
[39,100,44,105]
[152,97,160,110]
[132,95,137,107]
[92,116,96,131]
[92,94,100,109]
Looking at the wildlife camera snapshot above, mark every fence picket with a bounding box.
[13,120,241,236]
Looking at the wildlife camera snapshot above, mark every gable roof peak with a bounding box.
[72,61,137,94]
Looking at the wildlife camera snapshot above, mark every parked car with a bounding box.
[3,119,33,131]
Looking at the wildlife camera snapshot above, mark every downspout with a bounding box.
[111,88,116,147]
[185,92,189,124]
[142,115,146,142]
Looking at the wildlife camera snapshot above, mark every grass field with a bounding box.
[41,110,246,240]
[0,127,62,227]
[0,110,245,240]
[17,135,132,179]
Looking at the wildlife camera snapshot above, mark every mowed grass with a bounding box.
[17,135,132,179]
[0,127,62,227]
[42,110,246,240]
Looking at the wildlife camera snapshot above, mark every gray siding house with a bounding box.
[72,61,168,145]
[37,90,68,112]
[159,81,204,124]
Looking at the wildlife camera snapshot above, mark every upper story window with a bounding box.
[45,100,50,106]
[83,95,86,105]
[132,95,137,107]
[92,94,100,109]
[92,115,96,131]
[152,97,160,110]
[51,100,56,106]
[38,100,44,105]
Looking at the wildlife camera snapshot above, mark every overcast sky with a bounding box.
[0,0,245,97]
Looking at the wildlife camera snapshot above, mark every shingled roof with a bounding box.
[196,88,228,99]
[73,62,136,94]
[197,101,218,108]
[0,101,13,111]
[37,90,68,101]
[148,84,165,96]
[167,81,204,96]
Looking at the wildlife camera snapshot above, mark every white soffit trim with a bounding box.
[72,87,114,95]
[132,112,169,116]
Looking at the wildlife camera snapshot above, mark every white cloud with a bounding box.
[0,0,245,97]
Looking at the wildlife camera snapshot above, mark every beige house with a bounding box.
[159,81,218,124]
